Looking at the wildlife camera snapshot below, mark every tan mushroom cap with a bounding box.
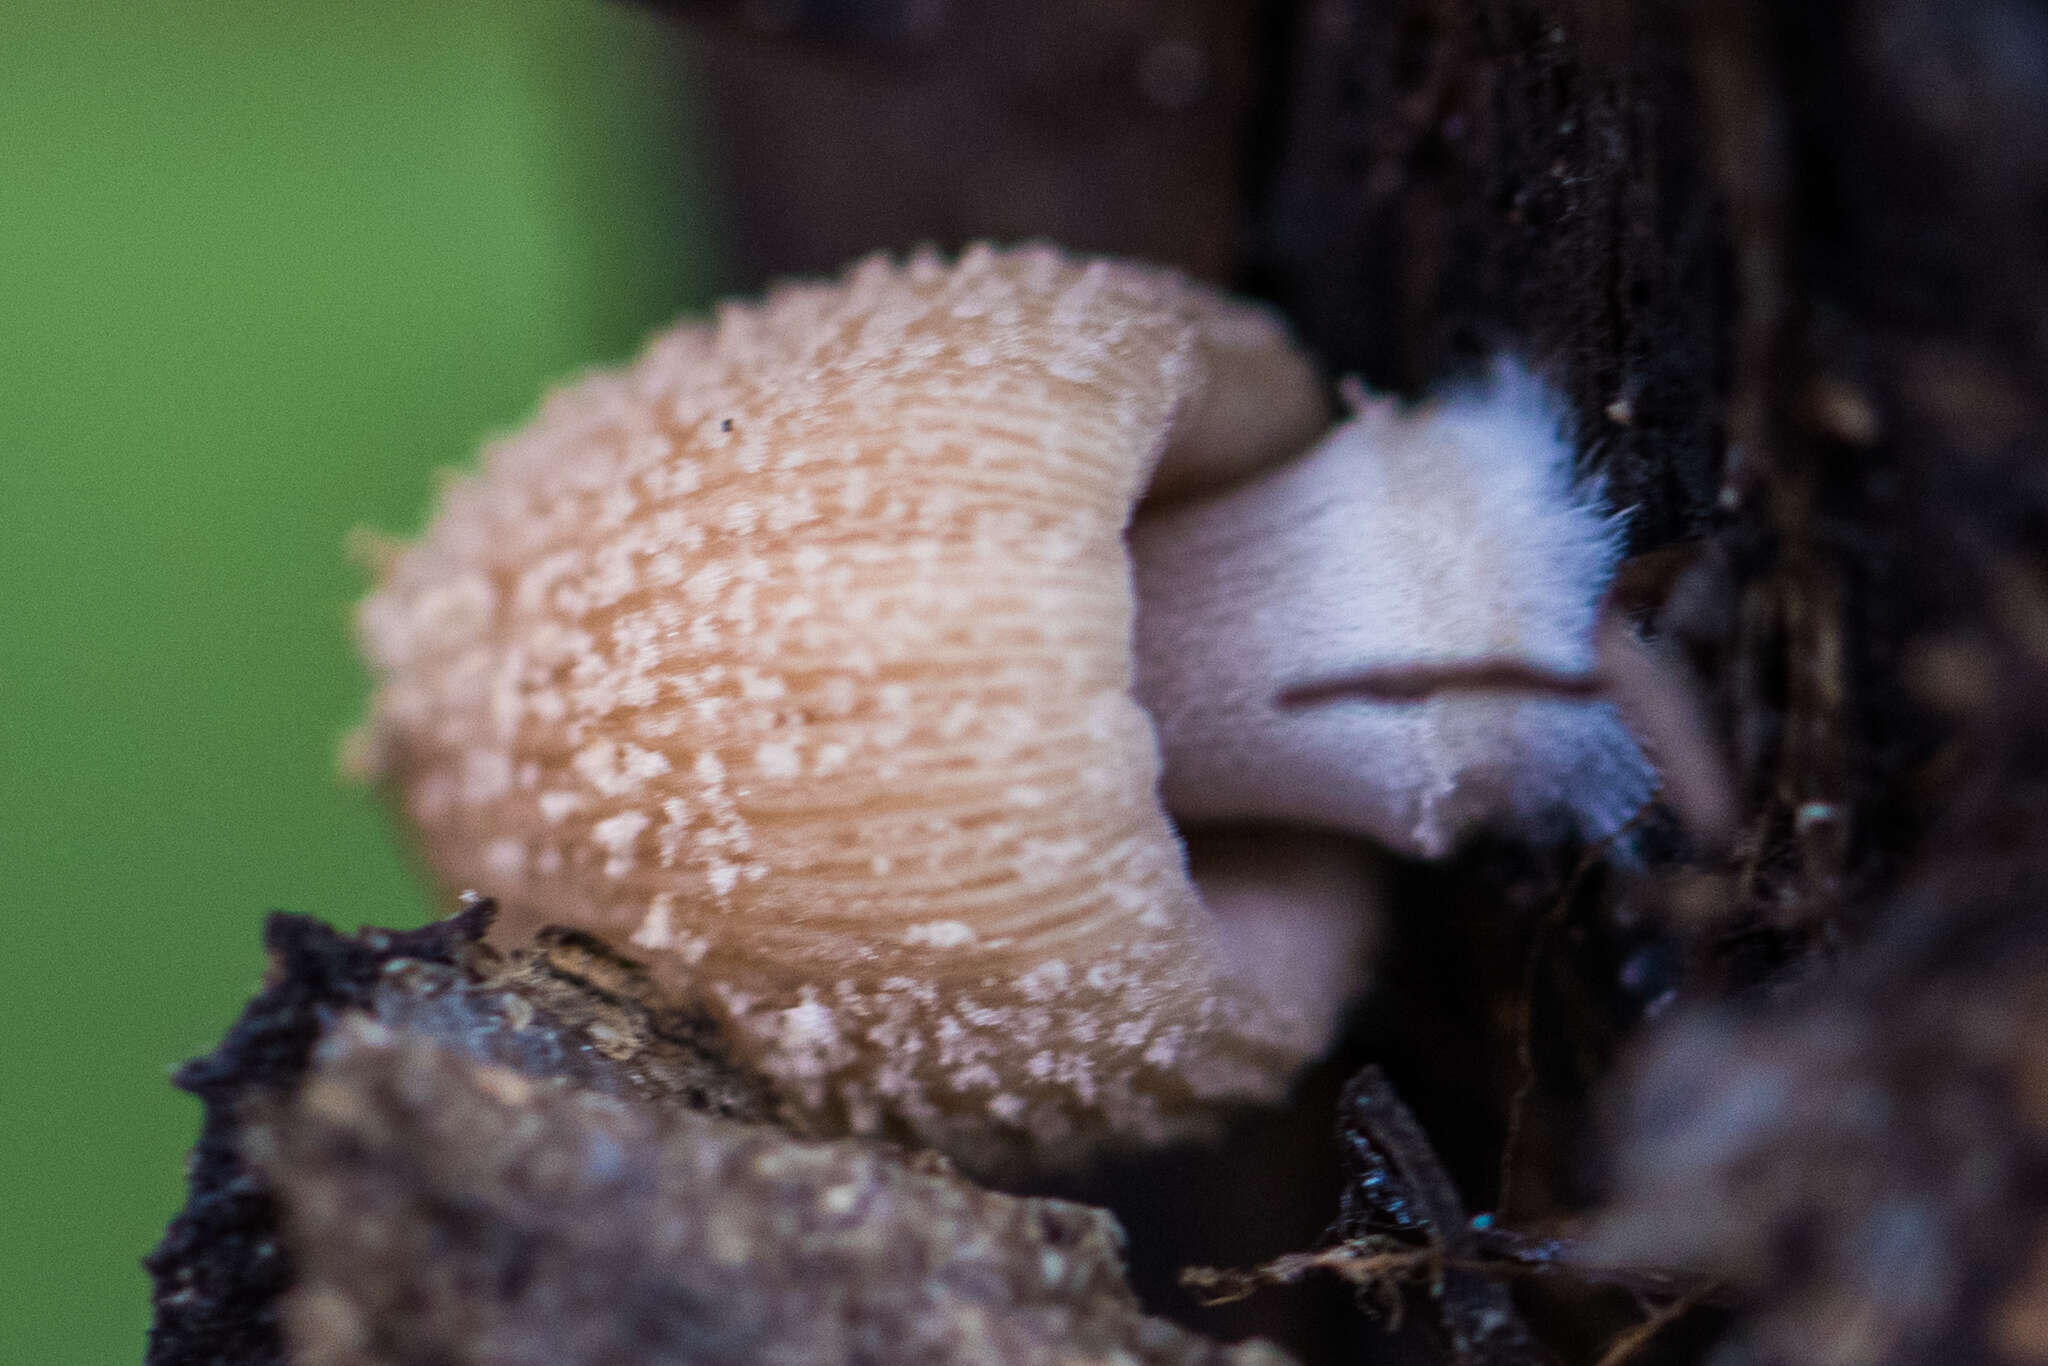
[355,245,1334,1168]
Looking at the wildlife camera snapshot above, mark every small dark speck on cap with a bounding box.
[720,418,734,433]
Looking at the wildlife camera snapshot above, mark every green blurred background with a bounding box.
[0,3,716,1357]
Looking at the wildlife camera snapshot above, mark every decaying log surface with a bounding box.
[1588,4,2048,1360]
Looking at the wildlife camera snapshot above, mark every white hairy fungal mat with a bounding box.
[355,244,1651,1167]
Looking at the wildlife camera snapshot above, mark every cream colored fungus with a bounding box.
[356,246,1336,1168]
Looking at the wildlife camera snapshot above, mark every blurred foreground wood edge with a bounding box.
[146,2,2048,1363]
[147,903,1295,1366]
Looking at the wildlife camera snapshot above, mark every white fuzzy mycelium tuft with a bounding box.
[1131,358,1655,859]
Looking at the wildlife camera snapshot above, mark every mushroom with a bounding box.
[354,245,1650,1168]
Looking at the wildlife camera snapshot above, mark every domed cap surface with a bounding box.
[356,246,1335,1166]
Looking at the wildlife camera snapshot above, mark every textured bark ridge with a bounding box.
[1253,0,1727,553]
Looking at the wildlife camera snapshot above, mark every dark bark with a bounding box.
[145,903,498,1366]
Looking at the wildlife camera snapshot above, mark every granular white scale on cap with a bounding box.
[356,246,1343,1168]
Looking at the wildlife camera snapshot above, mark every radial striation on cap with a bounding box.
[355,245,1337,1168]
